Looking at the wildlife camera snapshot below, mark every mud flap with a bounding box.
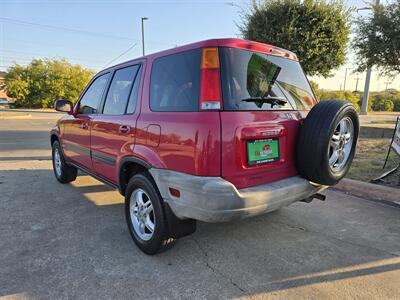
[163,202,196,239]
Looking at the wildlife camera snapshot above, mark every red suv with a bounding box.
[51,39,359,254]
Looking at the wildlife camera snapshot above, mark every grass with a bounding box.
[347,137,399,182]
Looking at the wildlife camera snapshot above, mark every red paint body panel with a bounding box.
[61,114,93,169]
[220,111,306,189]
[90,114,137,182]
[135,111,221,176]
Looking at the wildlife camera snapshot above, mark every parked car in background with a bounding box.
[51,38,359,254]
[0,98,9,108]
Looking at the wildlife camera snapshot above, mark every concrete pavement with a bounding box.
[0,110,399,299]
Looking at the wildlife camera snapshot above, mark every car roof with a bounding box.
[103,38,298,73]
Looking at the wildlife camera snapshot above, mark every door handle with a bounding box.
[119,125,131,134]
[82,122,89,129]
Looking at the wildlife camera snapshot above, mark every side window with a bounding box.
[150,49,201,112]
[103,65,139,115]
[78,73,109,114]
[126,66,142,114]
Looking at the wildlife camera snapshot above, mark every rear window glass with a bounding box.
[219,47,315,111]
[150,49,201,112]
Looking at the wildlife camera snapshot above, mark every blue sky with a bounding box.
[1,0,399,91]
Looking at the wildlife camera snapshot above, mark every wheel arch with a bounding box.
[50,129,60,146]
[118,156,153,196]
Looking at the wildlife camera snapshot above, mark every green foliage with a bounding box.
[369,92,400,112]
[353,1,400,76]
[315,87,400,112]
[318,90,361,110]
[5,59,94,108]
[371,96,394,112]
[308,80,321,99]
[394,98,400,111]
[239,0,352,77]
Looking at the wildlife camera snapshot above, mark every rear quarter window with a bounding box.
[150,49,201,112]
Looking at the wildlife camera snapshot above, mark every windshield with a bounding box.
[219,47,316,111]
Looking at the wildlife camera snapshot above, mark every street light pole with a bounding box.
[361,68,372,114]
[343,68,349,92]
[360,0,380,115]
[141,17,148,56]
[355,77,360,92]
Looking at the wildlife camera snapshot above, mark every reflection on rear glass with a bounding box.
[220,47,315,111]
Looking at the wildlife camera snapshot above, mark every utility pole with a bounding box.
[355,77,360,92]
[141,17,148,56]
[361,69,372,113]
[343,68,350,92]
[360,0,380,115]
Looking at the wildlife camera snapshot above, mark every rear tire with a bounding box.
[296,100,359,185]
[52,141,77,183]
[125,173,172,255]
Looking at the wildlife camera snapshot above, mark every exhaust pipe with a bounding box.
[314,193,326,201]
[300,193,326,203]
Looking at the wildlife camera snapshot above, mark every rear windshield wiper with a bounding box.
[241,96,288,108]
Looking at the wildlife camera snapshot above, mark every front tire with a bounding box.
[52,141,77,183]
[125,173,171,255]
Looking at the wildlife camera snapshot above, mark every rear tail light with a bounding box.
[200,47,222,110]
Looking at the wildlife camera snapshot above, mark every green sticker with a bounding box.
[247,138,279,165]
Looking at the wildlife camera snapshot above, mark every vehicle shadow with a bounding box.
[0,167,399,299]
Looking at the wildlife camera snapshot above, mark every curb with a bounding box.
[359,126,394,139]
[333,178,400,208]
[0,114,32,119]
[1,109,60,114]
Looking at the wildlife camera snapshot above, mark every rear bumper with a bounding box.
[150,169,327,223]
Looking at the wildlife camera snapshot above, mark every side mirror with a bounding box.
[54,99,73,114]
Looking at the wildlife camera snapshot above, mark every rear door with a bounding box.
[91,63,143,183]
[219,47,316,189]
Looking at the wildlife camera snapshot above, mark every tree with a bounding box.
[353,1,400,76]
[318,90,361,110]
[239,0,352,77]
[5,59,94,108]
[371,95,394,111]
[308,80,321,99]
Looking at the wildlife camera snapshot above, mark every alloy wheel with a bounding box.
[54,148,62,177]
[329,117,354,172]
[129,188,155,241]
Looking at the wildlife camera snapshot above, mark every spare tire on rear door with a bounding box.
[296,100,359,186]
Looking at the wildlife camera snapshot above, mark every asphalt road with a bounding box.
[1,110,399,300]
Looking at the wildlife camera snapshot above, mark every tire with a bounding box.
[125,173,172,255]
[52,141,77,183]
[296,100,359,185]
